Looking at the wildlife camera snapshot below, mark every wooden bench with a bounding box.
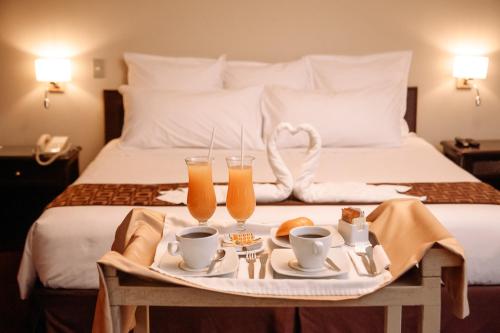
[100,246,462,333]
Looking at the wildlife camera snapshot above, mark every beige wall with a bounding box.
[0,0,499,170]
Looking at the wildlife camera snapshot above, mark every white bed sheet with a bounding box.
[18,135,500,298]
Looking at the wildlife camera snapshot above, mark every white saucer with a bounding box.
[288,260,329,273]
[179,262,208,272]
[270,225,345,249]
[271,248,349,279]
[152,247,239,277]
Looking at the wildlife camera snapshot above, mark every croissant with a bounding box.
[276,217,314,237]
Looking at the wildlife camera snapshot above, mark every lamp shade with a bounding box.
[35,58,71,82]
[453,56,489,79]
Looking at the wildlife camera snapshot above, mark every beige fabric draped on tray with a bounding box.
[92,199,468,333]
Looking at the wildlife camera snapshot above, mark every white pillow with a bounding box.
[224,58,310,90]
[307,51,412,136]
[119,85,265,150]
[262,85,402,148]
[307,52,411,90]
[124,52,225,90]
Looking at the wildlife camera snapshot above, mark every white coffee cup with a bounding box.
[167,226,219,269]
[289,226,332,269]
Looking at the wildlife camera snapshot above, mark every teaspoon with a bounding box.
[207,249,226,274]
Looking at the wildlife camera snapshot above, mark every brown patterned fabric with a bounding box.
[403,182,500,204]
[46,182,500,209]
[46,183,184,208]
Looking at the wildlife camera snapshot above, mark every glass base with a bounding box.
[198,220,208,225]
[236,221,246,232]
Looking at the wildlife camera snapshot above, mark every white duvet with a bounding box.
[18,135,500,298]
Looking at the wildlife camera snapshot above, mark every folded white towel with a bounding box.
[157,122,295,205]
[291,124,426,203]
[257,123,295,202]
[295,182,427,203]
[290,123,322,198]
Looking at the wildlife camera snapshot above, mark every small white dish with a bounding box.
[271,248,349,279]
[152,247,239,277]
[234,241,265,256]
[270,225,345,249]
[222,234,266,256]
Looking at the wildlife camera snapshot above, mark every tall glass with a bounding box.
[185,156,216,225]
[226,156,256,232]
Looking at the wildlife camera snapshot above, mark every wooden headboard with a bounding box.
[103,87,418,143]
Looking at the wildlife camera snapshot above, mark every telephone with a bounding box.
[35,134,71,166]
[454,137,480,149]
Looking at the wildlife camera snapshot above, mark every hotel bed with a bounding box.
[18,129,500,293]
[18,91,500,332]
[18,53,500,331]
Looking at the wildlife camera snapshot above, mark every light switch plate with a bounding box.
[93,58,105,79]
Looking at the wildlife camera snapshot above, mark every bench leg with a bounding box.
[420,305,440,333]
[110,305,121,333]
[384,305,402,333]
[135,306,150,333]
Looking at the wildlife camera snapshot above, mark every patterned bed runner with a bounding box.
[46,182,500,209]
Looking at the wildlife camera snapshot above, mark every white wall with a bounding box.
[0,0,499,169]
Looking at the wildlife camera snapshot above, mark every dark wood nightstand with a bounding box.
[0,145,80,250]
[441,140,500,190]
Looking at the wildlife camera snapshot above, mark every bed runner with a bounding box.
[46,182,500,209]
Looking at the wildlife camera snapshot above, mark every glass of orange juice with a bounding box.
[185,156,217,225]
[226,156,256,232]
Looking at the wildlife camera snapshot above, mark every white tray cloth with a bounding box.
[150,216,392,297]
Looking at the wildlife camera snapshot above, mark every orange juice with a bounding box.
[187,163,216,223]
[226,166,256,222]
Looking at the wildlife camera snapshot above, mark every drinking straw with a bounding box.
[208,127,216,162]
[240,125,244,169]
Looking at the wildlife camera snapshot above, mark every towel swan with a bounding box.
[158,122,426,204]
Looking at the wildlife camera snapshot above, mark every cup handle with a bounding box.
[312,241,324,255]
[167,241,180,256]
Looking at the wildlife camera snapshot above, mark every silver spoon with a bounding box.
[207,249,226,274]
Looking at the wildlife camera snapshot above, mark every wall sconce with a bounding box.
[453,55,489,107]
[35,58,71,109]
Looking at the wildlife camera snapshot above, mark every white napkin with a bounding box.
[152,217,392,296]
[348,245,391,276]
[157,187,189,205]
[236,257,262,280]
[158,186,225,205]
[236,253,274,280]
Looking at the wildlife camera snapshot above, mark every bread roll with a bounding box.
[276,217,314,237]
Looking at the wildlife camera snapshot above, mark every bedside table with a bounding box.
[0,145,80,250]
[441,140,500,190]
